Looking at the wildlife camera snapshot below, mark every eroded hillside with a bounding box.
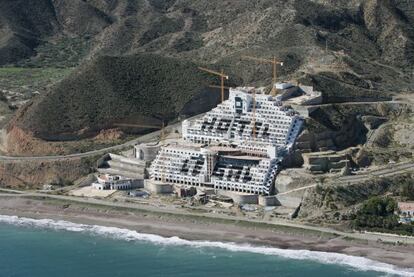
[1,0,413,155]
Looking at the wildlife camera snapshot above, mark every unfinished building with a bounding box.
[149,87,303,195]
[150,144,278,195]
[182,87,303,158]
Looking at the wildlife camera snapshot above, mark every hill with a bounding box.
[9,54,224,141]
[2,0,414,91]
[1,0,414,154]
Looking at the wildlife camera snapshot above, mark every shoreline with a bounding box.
[0,196,413,271]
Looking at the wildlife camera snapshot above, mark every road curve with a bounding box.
[0,131,159,161]
[278,162,414,196]
[338,162,414,183]
[0,115,193,162]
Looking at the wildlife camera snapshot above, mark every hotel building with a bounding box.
[149,87,303,195]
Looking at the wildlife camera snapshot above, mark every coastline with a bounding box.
[0,195,413,271]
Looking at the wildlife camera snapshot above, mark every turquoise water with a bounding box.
[0,216,412,277]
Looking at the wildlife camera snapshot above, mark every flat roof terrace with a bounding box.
[221,155,263,161]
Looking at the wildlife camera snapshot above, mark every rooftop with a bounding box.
[221,155,263,161]
[398,202,414,211]
[163,142,204,151]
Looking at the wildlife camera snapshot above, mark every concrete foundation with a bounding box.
[303,149,353,174]
[134,142,161,162]
[144,180,173,194]
[218,190,258,204]
[258,195,281,206]
[97,153,145,179]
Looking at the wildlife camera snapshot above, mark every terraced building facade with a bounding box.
[150,87,303,195]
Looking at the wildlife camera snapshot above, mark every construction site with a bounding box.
[2,52,412,227]
[56,53,412,223]
[66,57,330,216]
[149,86,303,196]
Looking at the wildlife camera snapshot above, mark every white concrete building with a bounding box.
[150,87,303,196]
[149,144,278,195]
[92,174,135,190]
[182,87,303,157]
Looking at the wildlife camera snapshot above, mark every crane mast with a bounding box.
[198,67,229,103]
[242,55,283,95]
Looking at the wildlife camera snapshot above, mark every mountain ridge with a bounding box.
[1,0,413,154]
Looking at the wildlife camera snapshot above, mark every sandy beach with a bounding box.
[0,195,413,270]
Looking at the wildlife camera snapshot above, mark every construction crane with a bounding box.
[198,67,229,103]
[208,85,232,90]
[242,56,283,95]
[252,88,257,140]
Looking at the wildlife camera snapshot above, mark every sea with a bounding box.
[0,215,413,277]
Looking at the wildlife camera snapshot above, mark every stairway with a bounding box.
[97,153,145,179]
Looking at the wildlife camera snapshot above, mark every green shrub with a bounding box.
[353,196,399,229]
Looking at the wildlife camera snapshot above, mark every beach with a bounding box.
[0,195,413,271]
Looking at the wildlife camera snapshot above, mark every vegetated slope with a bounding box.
[3,0,414,147]
[86,0,414,100]
[10,54,222,141]
[0,0,59,65]
[2,0,414,94]
[298,173,414,232]
[0,0,112,66]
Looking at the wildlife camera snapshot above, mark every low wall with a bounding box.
[258,195,281,206]
[303,149,352,173]
[218,190,258,204]
[144,180,173,194]
[131,179,144,188]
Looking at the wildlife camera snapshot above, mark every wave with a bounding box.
[0,214,413,276]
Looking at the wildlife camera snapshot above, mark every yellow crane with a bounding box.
[198,67,229,103]
[210,83,257,140]
[242,56,283,95]
[208,85,232,90]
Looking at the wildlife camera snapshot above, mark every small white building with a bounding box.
[398,202,414,223]
[92,174,135,190]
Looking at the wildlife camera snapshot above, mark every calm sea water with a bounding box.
[0,216,412,277]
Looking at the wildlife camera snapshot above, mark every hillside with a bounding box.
[2,0,414,91]
[9,54,223,141]
[298,173,414,234]
[1,0,414,154]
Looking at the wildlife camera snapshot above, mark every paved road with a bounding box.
[304,100,408,109]
[338,162,414,184]
[0,131,160,161]
[277,184,317,196]
[0,114,204,162]
[1,190,413,245]
[277,162,414,196]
